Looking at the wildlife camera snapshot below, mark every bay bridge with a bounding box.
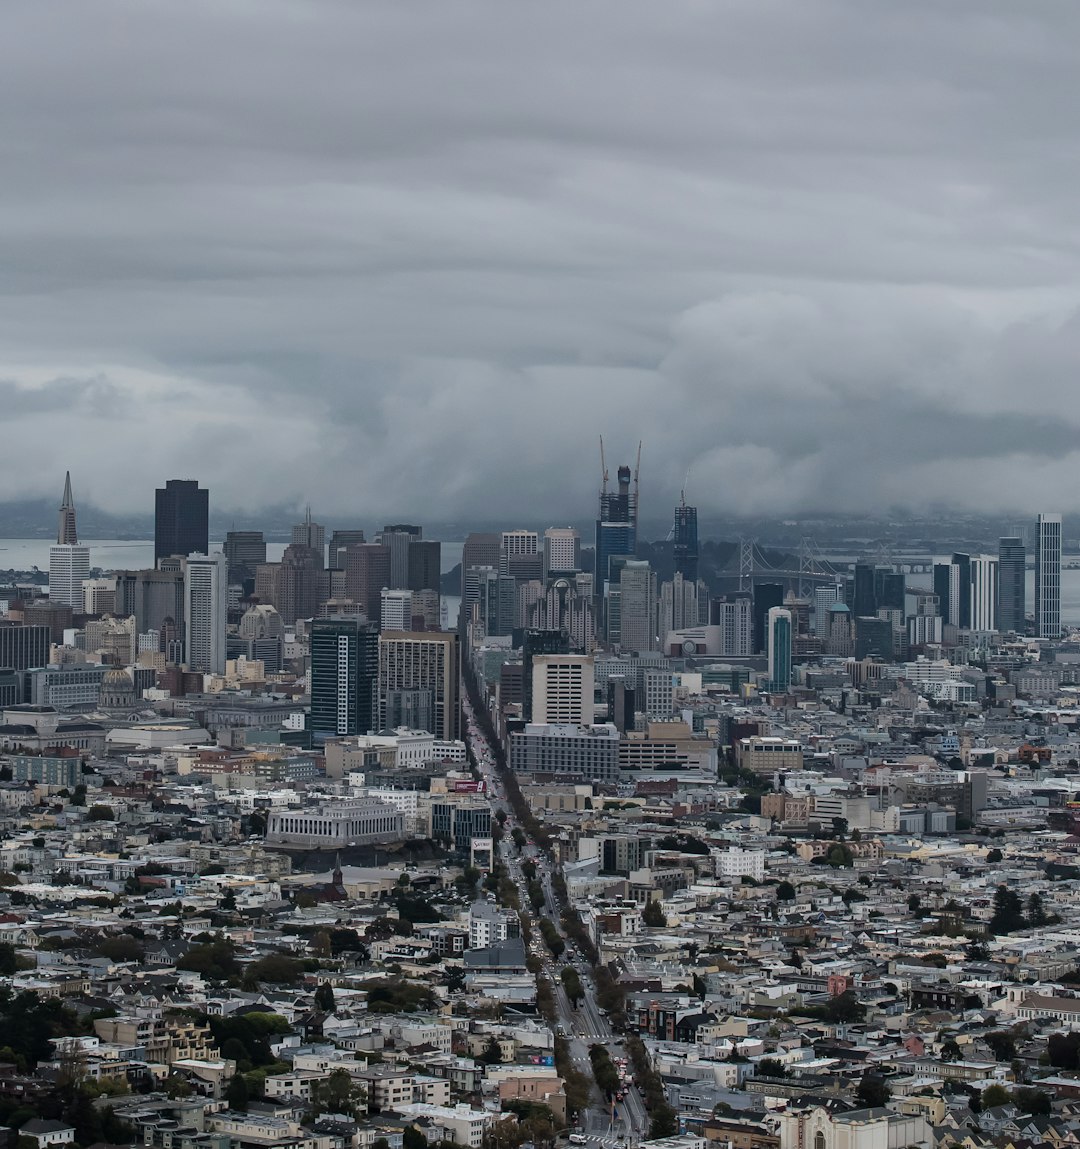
[727,538,937,596]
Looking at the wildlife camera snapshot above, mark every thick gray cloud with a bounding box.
[1,0,1080,520]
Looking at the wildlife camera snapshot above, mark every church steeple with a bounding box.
[57,471,78,545]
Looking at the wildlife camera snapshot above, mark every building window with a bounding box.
[814,1133,826,1149]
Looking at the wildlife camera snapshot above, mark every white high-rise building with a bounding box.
[968,555,999,633]
[49,546,90,609]
[1035,513,1062,640]
[531,654,594,725]
[543,528,580,576]
[380,588,413,631]
[713,597,753,656]
[184,552,228,674]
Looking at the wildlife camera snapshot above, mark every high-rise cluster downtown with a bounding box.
[21,454,1075,741]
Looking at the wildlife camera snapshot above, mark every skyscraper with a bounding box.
[595,452,638,607]
[997,536,1026,633]
[522,629,571,722]
[852,562,876,618]
[378,630,460,741]
[618,560,657,653]
[813,583,845,637]
[183,552,227,674]
[310,617,378,739]
[155,480,209,564]
[223,531,266,570]
[380,589,413,631]
[344,543,391,624]
[933,561,961,627]
[752,583,784,653]
[1035,513,1062,640]
[379,524,422,589]
[291,509,326,568]
[277,543,324,625]
[407,540,441,595]
[969,555,999,633]
[766,606,792,691]
[672,500,699,583]
[49,473,90,609]
[328,530,366,570]
[543,528,580,577]
[57,471,77,546]
[530,654,594,726]
[951,553,971,629]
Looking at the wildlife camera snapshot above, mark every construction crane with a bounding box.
[599,435,609,494]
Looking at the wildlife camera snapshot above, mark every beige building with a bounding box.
[531,655,594,725]
[736,736,804,775]
[777,1105,929,1149]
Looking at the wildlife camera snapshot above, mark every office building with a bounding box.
[510,722,621,783]
[49,546,90,611]
[344,543,391,624]
[184,553,228,675]
[543,528,580,577]
[26,665,110,709]
[659,573,704,637]
[933,559,965,628]
[82,578,116,616]
[641,667,677,719]
[1035,513,1062,640]
[277,543,324,625]
[752,583,784,653]
[380,589,414,631]
[309,617,379,739]
[0,624,50,672]
[523,629,570,722]
[998,536,1026,633]
[969,554,999,632]
[619,560,657,652]
[500,530,542,582]
[223,531,266,570]
[328,529,366,570]
[378,631,460,741]
[407,540,441,595]
[874,569,906,611]
[155,480,209,563]
[607,676,636,733]
[48,473,90,610]
[115,568,186,637]
[291,509,326,568]
[672,500,699,583]
[460,533,501,598]
[531,654,594,725]
[852,563,876,618]
[378,524,422,589]
[711,595,754,656]
[854,615,894,660]
[767,606,793,691]
[23,601,73,644]
[813,583,845,637]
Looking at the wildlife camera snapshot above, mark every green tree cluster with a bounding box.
[642,900,667,928]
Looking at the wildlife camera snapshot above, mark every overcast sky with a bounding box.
[3,0,1080,524]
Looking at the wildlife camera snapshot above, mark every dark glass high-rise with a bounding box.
[155,479,209,564]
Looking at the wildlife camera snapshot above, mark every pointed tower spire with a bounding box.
[57,471,78,545]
